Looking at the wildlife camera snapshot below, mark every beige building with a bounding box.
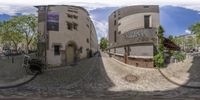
[36,5,98,67]
[108,5,160,68]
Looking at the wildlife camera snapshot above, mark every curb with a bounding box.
[0,73,38,89]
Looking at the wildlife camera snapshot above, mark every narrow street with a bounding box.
[0,52,200,99]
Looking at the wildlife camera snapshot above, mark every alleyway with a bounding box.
[0,52,200,99]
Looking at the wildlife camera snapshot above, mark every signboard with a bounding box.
[47,12,59,31]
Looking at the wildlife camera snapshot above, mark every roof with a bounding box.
[163,38,180,51]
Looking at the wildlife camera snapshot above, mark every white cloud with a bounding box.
[0,0,200,41]
[0,0,200,15]
[185,29,191,34]
[0,5,37,15]
[92,20,108,42]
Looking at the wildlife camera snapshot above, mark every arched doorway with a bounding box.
[66,41,77,65]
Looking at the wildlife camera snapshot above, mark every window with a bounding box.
[67,14,73,18]
[118,17,121,20]
[144,6,149,8]
[118,10,120,15]
[86,24,89,28]
[73,23,78,30]
[67,22,73,30]
[73,15,78,19]
[54,45,60,55]
[79,47,83,53]
[68,9,78,13]
[114,20,116,25]
[118,31,121,34]
[86,38,89,43]
[144,15,150,28]
[114,11,116,18]
[114,31,117,42]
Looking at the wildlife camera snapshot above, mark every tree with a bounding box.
[0,19,24,51]
[100,37,108,51]
[154,26,165,68]
[16,15,37,53]
[189,22,200,35]
[189,22,200,48]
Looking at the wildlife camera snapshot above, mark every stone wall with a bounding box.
[127,57,154,68]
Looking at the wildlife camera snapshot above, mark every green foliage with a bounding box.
[0,18,24,50]
[168,35,175,57]
[0,15,37,52]
[15,15,37,53]
[154,52,164,68]
[173,51,186,62]
[100,37,108,51]
[154,26,165,68]
[189,22,200,34]
[189,22,200,43]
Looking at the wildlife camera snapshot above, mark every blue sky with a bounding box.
[89,5,200,39]
[0,3,200,40]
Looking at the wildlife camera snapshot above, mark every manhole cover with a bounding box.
[124,74,138,83]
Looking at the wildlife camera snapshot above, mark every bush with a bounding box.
[154,52,164,68]
[173,51,186,62]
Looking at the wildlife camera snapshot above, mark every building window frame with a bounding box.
[73,22,78,30]
[144,15,151,29]
[86,38,89,43]
[114,20,116,25]
[67,22,73,30]
[114,31,117,42]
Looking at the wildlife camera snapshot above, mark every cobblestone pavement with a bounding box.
[0,52,200,99]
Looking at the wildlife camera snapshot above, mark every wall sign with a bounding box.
[47,12,59,31]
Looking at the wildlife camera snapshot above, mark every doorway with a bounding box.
[66,41,77,65]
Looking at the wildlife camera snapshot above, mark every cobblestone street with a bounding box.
[0,52,200,99]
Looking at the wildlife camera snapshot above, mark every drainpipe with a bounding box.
[90,21,92,57]
[44,6,48,68]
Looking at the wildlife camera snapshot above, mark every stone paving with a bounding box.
[0,52,200,99]
[161,55,200,87]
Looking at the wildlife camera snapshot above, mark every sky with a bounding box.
[0,0,200,41]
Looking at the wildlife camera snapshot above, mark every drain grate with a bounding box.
[124,74,138,83]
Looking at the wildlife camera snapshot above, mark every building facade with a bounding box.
[36,5,98,67]
[108,5,160,68]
